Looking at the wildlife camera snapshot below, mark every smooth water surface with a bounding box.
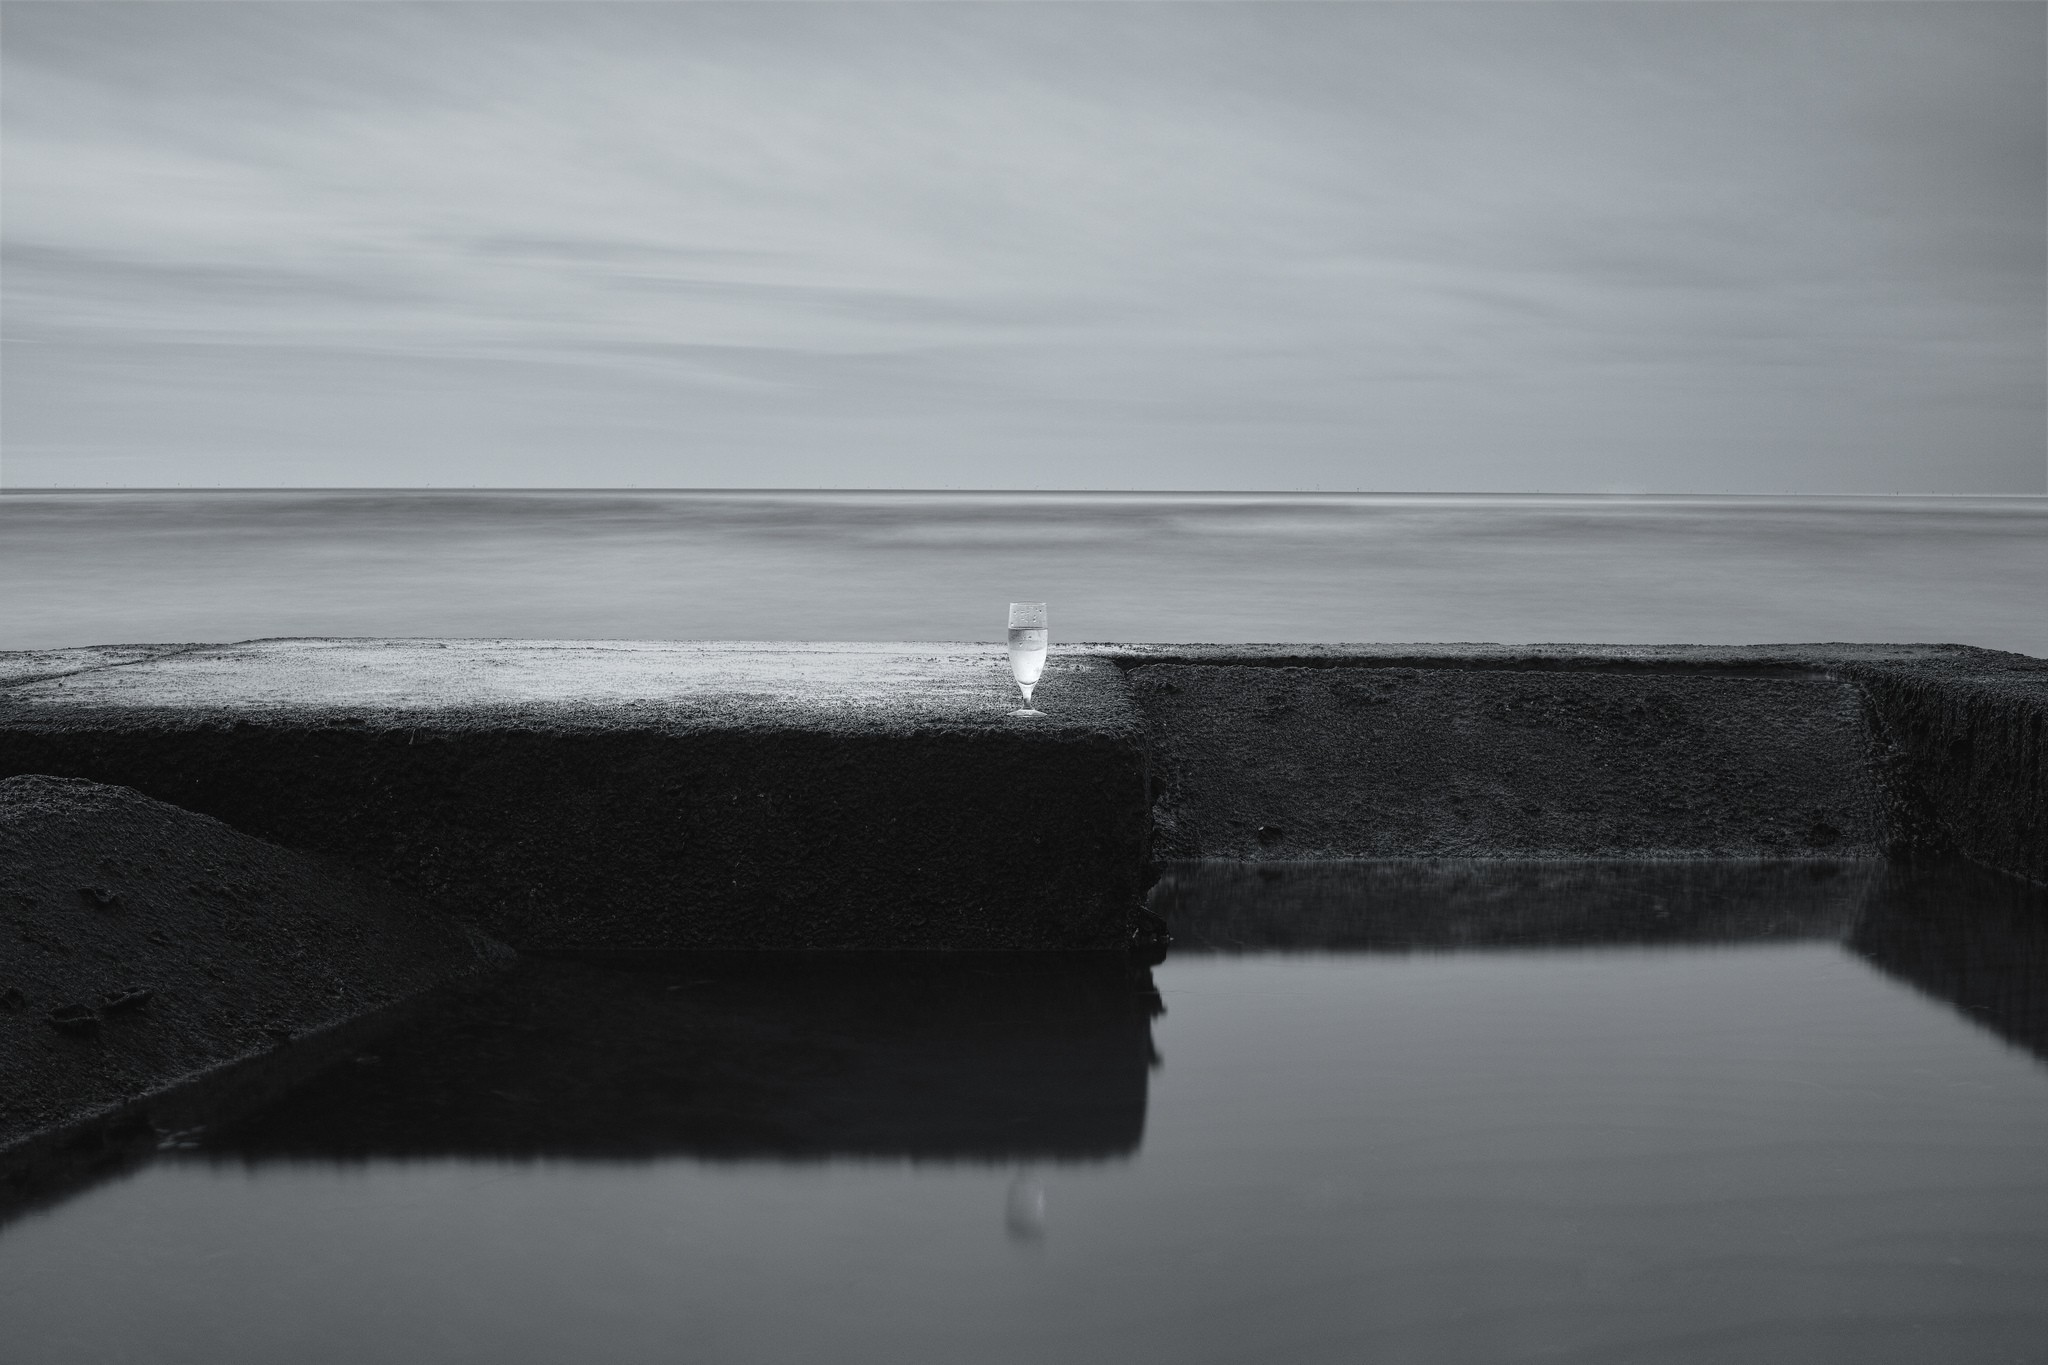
[4,490,2044,654]
[3,861,2045,1364]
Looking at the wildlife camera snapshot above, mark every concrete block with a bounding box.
[1844,657,2048,887]
[0,640,1154,950]
[1103,643,2045,885]
[1131,663,1890,859]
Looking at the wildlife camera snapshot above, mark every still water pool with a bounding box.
[3,861,2046,1364]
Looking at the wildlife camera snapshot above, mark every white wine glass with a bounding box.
[1008,602,1048,715]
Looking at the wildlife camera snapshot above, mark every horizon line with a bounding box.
[5,487,2045,500]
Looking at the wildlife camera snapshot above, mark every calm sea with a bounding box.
[3,490,2043,656]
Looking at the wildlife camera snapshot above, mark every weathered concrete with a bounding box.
[0,775,506,1172]
[1843,655,2048,887]
[2,639,2041,967]
[1132,664,1888,859]
[1101,643,2047,885]
[0,640,1154,951]
[0,644,209,689]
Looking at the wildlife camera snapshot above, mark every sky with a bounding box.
[2,1,2043,492]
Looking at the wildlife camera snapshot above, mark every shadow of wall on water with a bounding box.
[1159,856,2048,1071]
[190,859,2048,1170]
[197,953,1162,1165]
[1849,859,2048,1068]
[1154,859,1882,953]
[29,857,2045,1213]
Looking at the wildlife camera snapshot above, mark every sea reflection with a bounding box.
[1851,859,2048,1066]
[1154,858,1880,953]
[1161,856,2048,1067]
[185,858,2048,1178]
[5,859,2047,1365]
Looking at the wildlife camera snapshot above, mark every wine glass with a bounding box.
[1008,602,1047,715]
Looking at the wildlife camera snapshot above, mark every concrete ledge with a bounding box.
[2,639,2041,958]
[0,640,1154,950]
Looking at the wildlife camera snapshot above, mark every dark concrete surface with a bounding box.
[0,775,506,1178]
[1844,656,2048,887]
[1,639,2040,963]
[1101,643,2046,886]
[0,640,1154,951]
[1132,664,1888,859]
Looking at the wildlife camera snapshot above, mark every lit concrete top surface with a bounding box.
[4,637,2041,734]
[0,639,1139,736]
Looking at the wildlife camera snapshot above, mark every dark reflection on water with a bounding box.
[1852,860,2048,1067]
[211,954,1162,1164]
[206,858,2048,1174]
[4,859,2047,1365]
[1156,859,1881,953]
[1163,857,2048,1068]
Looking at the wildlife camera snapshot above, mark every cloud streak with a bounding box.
[3,1,2041,490]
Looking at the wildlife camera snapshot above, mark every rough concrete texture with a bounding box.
[0,775,506,1164]
[0,640,1153,950]
[0,644,208,689]
[1093,640,2024,674]
[1845,658,2048,887]
[1099,643,2046,886]
[2,639,2040,960]
[1132,664,1888,859]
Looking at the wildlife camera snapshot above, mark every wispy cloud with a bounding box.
[3,2,2041,490]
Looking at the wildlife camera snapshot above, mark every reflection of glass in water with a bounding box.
[1005,1173,1048,1242]
[1008,602,1048,716]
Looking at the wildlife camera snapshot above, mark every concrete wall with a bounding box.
[2,639,2042,960]
[0,641,1154,951]
[1131,664,1886,860]
[1106,643,2046,887]
[1847,664,2048,886]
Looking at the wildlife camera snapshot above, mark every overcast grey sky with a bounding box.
[3,2,2042,491]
